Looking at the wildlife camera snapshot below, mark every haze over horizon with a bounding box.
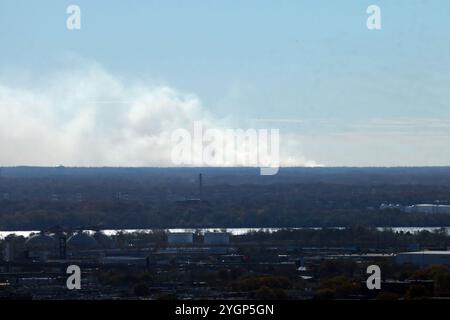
[1,1,450,167]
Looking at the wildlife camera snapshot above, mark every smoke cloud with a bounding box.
[0,64,319,167]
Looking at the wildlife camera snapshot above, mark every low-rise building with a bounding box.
[204,232,230,245]
[167,232,194,245]
[395,251,450,267]
[403,204,450,214]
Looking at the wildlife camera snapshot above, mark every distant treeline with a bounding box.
[233,227,450,250]
[1,167,450,230]
[3,166,450,185]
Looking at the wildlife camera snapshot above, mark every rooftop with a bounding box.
[398,251,450,255]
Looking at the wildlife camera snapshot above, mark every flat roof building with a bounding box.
[204,232,230,245]
[167,232,194,245]
[404,204,450,214]
[395,251,450,267]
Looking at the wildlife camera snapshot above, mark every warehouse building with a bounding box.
[403,204,450,214]
[395,251,450,267]
[167,232,194,245]
[204,232,230,245]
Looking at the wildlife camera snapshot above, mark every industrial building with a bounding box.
[167,232,194,245]
[204,232,230,245]
[395,251,450,267]
[403,204,450,214]
[3,227,450,300]
[380,203,450,214]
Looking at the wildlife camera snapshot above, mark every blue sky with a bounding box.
[1,1,450,166]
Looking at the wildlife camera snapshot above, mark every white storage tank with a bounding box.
[204,232,230,245]
[167,232,194,244]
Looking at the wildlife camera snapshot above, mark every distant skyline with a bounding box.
[1,1,450,167]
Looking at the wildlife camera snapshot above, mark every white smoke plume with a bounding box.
[0,64,319,167]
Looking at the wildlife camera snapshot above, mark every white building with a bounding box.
[403,204,450,214]
[204,232,230,245]
[167,232,194,244]
[395,251,450,267]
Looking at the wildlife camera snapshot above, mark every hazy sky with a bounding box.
[1,0,450,166]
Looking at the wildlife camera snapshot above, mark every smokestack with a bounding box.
[199,173,203,199]
[59,235,67,260]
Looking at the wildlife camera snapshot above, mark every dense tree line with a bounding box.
[1,168,450,229]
